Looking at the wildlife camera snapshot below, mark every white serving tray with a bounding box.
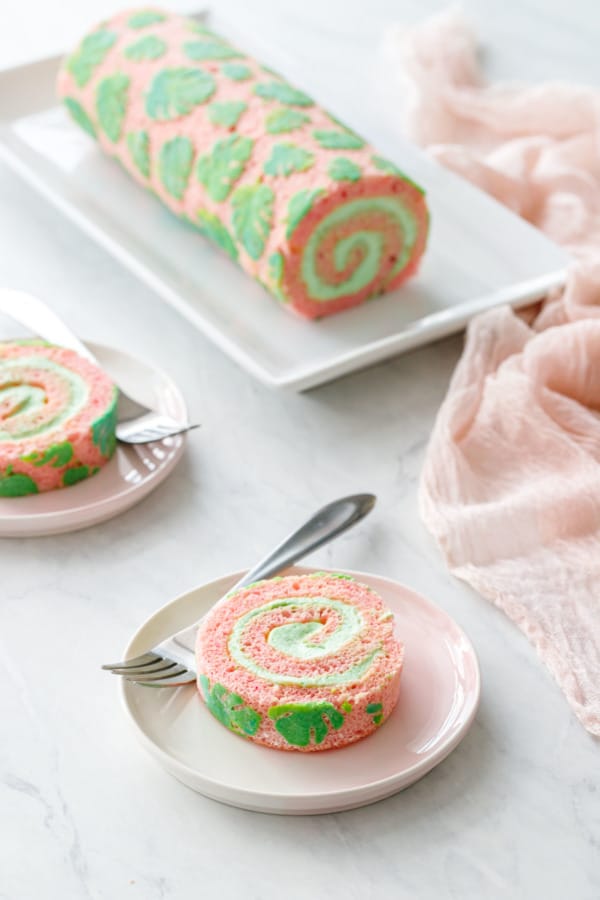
[0,19,569,391]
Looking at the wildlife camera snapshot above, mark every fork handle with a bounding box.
[155,494,377,669]
[228,493,376,594]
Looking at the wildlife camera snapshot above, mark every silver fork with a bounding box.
[103,493,376,686]
[0,288,198,444]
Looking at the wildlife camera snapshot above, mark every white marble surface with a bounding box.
[1,1,599,898]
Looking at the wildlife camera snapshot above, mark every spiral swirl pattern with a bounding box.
[196,573,404,751]
[0,355,88,442]
[0,342,117,496]
[299,197,419,303]
[228,596,381,686]
[58,9,429,321]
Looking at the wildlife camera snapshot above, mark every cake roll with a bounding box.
[57,8,429,319]
[0,342,117,495]
[196,572,404,751]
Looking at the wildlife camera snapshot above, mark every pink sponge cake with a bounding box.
[0,341,117,496]
[196,572,404,751]
[57,8,429,319]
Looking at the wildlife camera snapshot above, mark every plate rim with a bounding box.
[0,340,187,536]
[120,565,481,810]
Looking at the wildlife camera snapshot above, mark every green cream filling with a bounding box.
[300,196,418,302]
[0,357,88,441]
[228,596,381,686]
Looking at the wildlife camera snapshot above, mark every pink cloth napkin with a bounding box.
[382,8,600,734]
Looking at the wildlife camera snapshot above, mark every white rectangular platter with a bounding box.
[0,18,569,390]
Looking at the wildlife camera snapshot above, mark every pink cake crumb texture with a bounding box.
[196,573,404,751]
[0,342,117,495]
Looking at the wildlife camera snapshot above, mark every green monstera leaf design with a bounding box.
[146,68,215,121]
[196,209,239,261]
[366,702,383,726]
[22,442,73,468]
[263,143,314,176]
[268,251,285,299]
[91,394,118,458]
[96,74,130,143]
[67,29,116,87]
[124,35,167,61]
[64,98,96,139]
[199,676,262,736]
[197,134,253,202]
[231,183,274,260]
[183,40,243,61]
[313,129,365,150]
[128,10,166,28]
[159,136,194,199]
[0,466,38,497]
[285,188,324,238]
[207,101,247,128]
[63,465,91,487]
[265,108,310,135]
[221,63,252,82]
[268,702,345,747]
[127,131,151,178]
[254,81,313,107]
[328,157,362,182]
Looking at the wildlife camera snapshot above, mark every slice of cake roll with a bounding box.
[0,341,117,495]
[57,8,429,318]
[196,572,404,751]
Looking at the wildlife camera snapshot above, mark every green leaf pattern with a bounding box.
[124,35,167,61]
[199,676,262,736]
[183,40,243,61]
[264,143,314,176]
[197,135,253,202]
[328,157,362,182]
[63,98,96,138]
[196,209,238,260]
[286,189,324,237]
[254,81,313,107]
[207,101,248,128]
[265,108,310,134]
[313,129,365,150]
[159,136,194,199]
[231,184,274,260]
[61,12,426,307]
[68,30,116,87]
[146,68,215,120]
[91,392,118,458]
[128,11,166,28]
[96,74,130,142]
[0,469,38,497]
[268,703,345,747]
[221,63,252,81]
[127,131,151,178]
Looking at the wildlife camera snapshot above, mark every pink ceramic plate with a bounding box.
[0,342,187,537]
[122,566,480,815]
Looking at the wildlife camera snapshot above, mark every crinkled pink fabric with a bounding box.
[382,8,600,733]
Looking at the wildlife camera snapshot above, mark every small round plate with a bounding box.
[0,342,187,537]
[121,566,480,815]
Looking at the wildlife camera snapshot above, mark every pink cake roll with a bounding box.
[196,572,404,751]
[0,341,117,496]
[57,8,429,319]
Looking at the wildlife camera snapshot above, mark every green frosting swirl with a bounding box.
[228,596,381,687]
[0,356,88,441]
[300,196,418,302]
